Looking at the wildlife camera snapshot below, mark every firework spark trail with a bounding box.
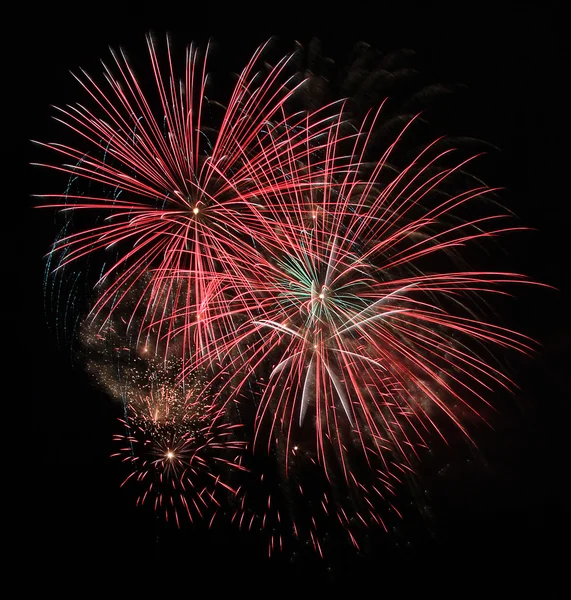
[229,427,411,557]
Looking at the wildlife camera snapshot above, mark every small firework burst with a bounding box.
[112,376,245,527]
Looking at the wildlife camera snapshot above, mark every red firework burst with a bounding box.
[34,34,345,363]
[178,104,538,486]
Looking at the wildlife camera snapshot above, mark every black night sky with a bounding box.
[12,1,568,595]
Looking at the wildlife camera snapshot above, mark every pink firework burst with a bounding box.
[186,102,538,484]
[34,34,345,363]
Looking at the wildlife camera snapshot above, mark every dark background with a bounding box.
[12,1,568,595]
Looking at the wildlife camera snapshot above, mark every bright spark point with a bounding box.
[318,293,325,299]
[166,451,175,459]
[193,207,199,215]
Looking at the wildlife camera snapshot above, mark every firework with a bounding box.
[112,379,245,527]
[34,34,345,363]
[187,104,535,484]
[37,35,539,555]
[78,279,247,526]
